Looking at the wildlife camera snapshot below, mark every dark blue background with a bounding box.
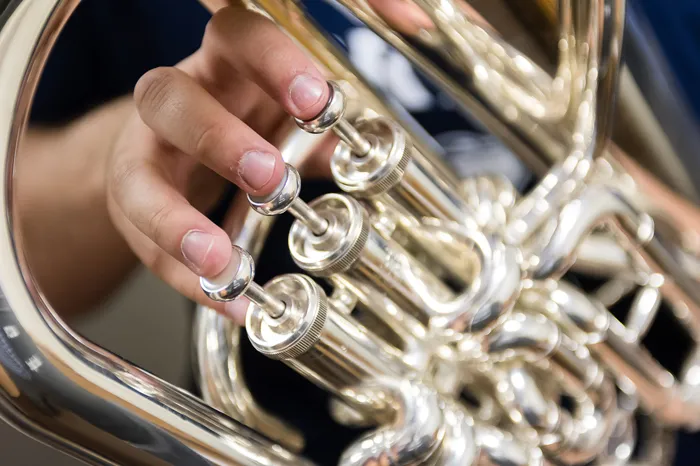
[635,0,700,121]
[32,0,700,125]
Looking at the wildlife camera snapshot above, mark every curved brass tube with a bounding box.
[339,379,444,466]
[0,0,689,465]
[522,278,700,430]
[525,182,648,279]
[340,381,547,466]
[524,172,700,341]
[0,1,315,464]
[471,422,545,466]
[519,279,611,345]
[322,211,523,335]
[193,310,305,451]
[484,311,617,463]
[417,219,523,333]
[305,0,624,173]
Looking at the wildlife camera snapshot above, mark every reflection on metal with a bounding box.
[0,0,698,465]
[0,1,312,464]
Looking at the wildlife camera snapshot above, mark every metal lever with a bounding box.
[295,81,372,157]
[200,245,286,318]
[248,163,328,236]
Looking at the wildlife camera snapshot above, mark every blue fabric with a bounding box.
[32,0,210,122]
[635,0,700,120]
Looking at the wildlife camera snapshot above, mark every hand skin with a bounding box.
[17,104,700,323]
[17,98,138,318]
[11,0,461,322]
[365,0,485,36]
[16,4,333,320]
[15,3,700,324]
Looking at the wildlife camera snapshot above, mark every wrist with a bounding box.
[63,97,134,203]
[17,97,138,317]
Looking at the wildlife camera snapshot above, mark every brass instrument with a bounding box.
[0,0,698,464]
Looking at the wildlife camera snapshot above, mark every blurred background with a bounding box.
[3,0,700,464]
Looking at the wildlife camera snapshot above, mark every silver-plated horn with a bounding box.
[1,0,699,465]
[0,2,313,464]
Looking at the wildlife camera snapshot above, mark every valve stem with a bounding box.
[248,163,329,236]
[200,245,286,319]
[335,119,372,157]
[245,282,286,319]
[295,81,372,158]
[288,199,329,236]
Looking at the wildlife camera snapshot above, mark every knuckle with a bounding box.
[149,251,171,280]
[203,6,247,51]
[134,67,177,116]
[201,16,219,52]
[109,158,142,201]
[205,8,228,40]
[206,6,277,58]
[193,122,229,161]
[146,202,173,248]
[258,40,285,72]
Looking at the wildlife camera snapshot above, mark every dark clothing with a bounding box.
[635,0,700,121]
[32,0,210,123]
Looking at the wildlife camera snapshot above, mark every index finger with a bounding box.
[202,5,330,122]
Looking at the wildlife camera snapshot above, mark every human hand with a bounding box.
[106,4,331,317]
[365,0,484,36]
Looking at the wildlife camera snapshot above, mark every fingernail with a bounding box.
[405,2,435,30]
[239,151,277,190]
[289,73,326,115]
[181,230,214,271]
[225,298,250,326]
[206,247,241,288]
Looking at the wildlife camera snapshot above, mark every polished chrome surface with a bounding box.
[203,0,685,461]
[296,81,344,132]
[288,193,372,277]
[248,163,302,215]
[337,379,444,466]
[331,115,471,222]
[297,81,373,157]
[249,163,330,235]
[193,308,305,451]
[0,1,314,464]
[203,245,289,319]
[194,125,323,455]
[0,0,696,464]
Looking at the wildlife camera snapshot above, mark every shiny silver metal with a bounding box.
[483,311,617,464]
[248,163,301,215]
[0,1,319,465]
[194,123,322,454]
[0,0,697,465]
[201,245,287,318]
[248,164,330,235]
[289,194,371,277]
[331,114,472,222]
[296,81,373,157]
[295,82,345,133]
[244,261,543,466]
[199,0,690,461]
